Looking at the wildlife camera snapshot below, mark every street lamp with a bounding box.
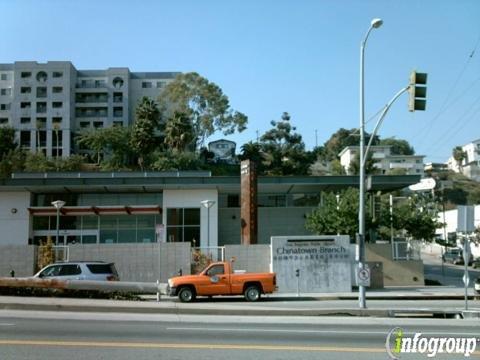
[51,200,66,245]
[200,200,215,249]
[358,18,383,309]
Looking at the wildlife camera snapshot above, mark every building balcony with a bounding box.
[75,102,109,107]
[389,163,414,169]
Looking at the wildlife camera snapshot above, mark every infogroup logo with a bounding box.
[385,327,478,359]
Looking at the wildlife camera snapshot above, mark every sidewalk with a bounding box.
[1,286,479,318]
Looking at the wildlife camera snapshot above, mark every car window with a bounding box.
[40,265,62,277]
[59,264,81,276]
[206,265,224,276]
[86,264,113,274]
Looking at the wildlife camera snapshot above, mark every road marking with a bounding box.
[167,327,387,335]
[166,327,480,336]
[0,323,15,326]
[0,339,386,352]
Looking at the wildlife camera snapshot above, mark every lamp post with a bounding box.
[200,200,215,250]
[51,200,66,245]
[358,18,383,309]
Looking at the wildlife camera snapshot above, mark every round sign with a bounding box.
[358,268,370,281]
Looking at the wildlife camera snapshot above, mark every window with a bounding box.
[36,118,47,129]
[156,81,164,88]
[21,72,32,78]
[80,121,90,128]
[93,121,104,128]
[87,264,114,274]
[20,102,31,109]
[113,107,123,117]
[52,86,63,93]
[1,103,11,110]
[36,71,48,82]
[59,265,81,276]
[20,131,31,147]
[52,117,62,125]
[0,118,8,124]
[36,102,47,113]
[166,208,200,244]
[21,87,31,94]
[21,117,31,124]
[113,92,123,103]
[112,77,124,89]
[142,81,152,88]
[95,80,106,88]
[36,87,47,98]
[113,121,123,127]
[52,71,63,78]
[0,74,7,81]
[52,101,63,108]
[36,130,47,147]
[0,88,11,96]
[206,265,225,276]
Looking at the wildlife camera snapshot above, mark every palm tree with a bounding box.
[164,111,194,152]
[452,146,467,172]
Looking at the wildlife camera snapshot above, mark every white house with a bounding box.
[339,146,425,176]
[446,139,480,182]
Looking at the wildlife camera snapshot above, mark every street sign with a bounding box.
[408,178,436,191]
[457,206,475,233]
[356,265,371,287]
[463,274,470,287]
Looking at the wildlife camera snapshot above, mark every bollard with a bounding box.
[10,270,15,278]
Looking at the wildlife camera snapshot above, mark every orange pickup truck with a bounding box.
[167,261,276,302]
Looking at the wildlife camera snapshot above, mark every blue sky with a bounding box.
[1,0,479,163]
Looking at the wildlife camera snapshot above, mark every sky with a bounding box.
[1,0,479,163]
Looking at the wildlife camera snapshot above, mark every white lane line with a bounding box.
[166,327,480,336]
[0,323,15,326]
[167,327,386,335]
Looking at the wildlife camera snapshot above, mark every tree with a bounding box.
[159,72,247,148]
[0,126,17,159]
[239,141,263,164]
[379,137,414,155]
[130,97,161,170]
[0,149,25,178]
[305,188,360,239]
[259,112,311,175]
[164,111,195,152]
[322,128,379,161]
[76,126,132,167]
[452,146,467,171]
[347,152,381,175]
[151,150,203,171]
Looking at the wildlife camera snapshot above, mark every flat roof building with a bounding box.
[0,172,420,247]
[0,61,179,158]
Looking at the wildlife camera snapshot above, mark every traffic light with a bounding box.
[408,71,427,112]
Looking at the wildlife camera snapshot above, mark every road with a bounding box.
[422,250,480,287]
[0,310,479,359]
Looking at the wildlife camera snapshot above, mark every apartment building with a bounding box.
[339,145,425,176]
[446,139,480,182]
[0,61,178,157]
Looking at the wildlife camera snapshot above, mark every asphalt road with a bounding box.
[423,251,480,287]
[0,310,479,359]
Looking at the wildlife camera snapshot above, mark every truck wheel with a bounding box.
[244,285,261,302]
[178,287,195,303]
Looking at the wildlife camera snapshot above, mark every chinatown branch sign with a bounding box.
[271,235,352,293]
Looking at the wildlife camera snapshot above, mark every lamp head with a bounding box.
[371,18,383,29]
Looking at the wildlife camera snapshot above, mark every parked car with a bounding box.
[474,277,480,296]
[167,261,277,302]
[34,261,119,281]
[442,248,473,266]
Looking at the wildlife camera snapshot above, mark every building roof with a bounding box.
[0,172,421,194]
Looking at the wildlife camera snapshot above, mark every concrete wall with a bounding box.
[224,245,271,273]
[366,244,424,286]
[0,245,37,277]
[163,189,218,248]
[218,207,315,245]
[0,191,30,245]
[68,243,190,282]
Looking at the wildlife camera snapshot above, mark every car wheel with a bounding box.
[244,285,261,302]
[178,287,195,303]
